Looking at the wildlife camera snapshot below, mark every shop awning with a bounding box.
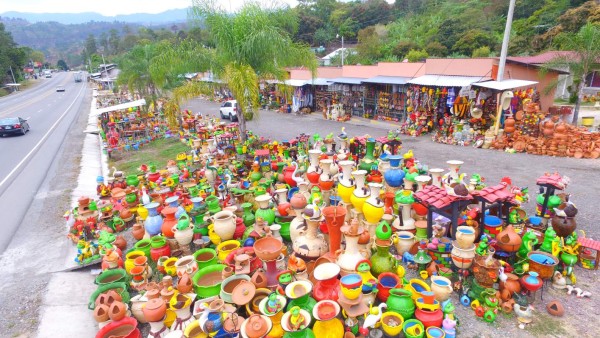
[361,76,412,85]
[329,77,365,85]
[309,78,332,86]
[92,99,147,116]
[471,79,538,91]
[408,75,491,87]
[284,79,310,87]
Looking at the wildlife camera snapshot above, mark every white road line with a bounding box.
[0,83,86,190]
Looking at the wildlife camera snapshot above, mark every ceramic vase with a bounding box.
[450,242,476,269]
[393,231,416,256]
[455,226,476,249]
[398,203,415,230]
[370,241,395,277]
[144,202,163,236]
[336,233,367,274]
[362,183,384,224]
[429,168,444,188]
[350,170,369,213]
[383,155,405,188]
[337,161,355,204]
[212,210,237,241]
[161,207,178,238]
[255,194,276,225]
[289,209,305,243]
[446,160,463,180]
[293,218,328,261]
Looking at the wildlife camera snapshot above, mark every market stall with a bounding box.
[362,76,411,123]
[327,77,365,121]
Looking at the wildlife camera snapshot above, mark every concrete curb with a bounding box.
[36,92,102,338]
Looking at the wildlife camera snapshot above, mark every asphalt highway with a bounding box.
[0,73,88,252]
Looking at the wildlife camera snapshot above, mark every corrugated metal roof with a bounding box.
[329,77,365,85]
[361,76,412,85]
[408,75,491,87]
[472,79,538,91]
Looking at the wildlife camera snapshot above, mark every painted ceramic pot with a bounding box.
[161,206,178,238]
[451,242,476,269]
[455,226,476,249]
[174,255,198,278]
[212,210,238,241]
[430,276,453,302]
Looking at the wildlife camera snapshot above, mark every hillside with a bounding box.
[0,8,190,25]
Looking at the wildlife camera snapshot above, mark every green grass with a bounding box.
[528,313,568,337]
[108,137,190,175]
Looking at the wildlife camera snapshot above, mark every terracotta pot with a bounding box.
[93,304,110,323]
[495,225,522,253]
[108,301,126,322]
[251,269,268,289]
[290,193,308,210]
[113,235,127,251]
[131,223,145,240]
[253,236,283,261]
[499,273,521,300]
[143,298,167,322]
[546,300,565,317]
[95,316,139,338]
[178,273,193,294]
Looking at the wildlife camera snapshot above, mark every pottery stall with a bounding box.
[70,105,592,337]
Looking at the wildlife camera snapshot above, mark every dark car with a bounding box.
[0,117,30,136]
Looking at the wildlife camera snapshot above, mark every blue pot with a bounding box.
[144,202,163,236]
[384,155,405,188]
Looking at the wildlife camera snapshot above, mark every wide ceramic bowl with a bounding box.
[253,236,283,261]
[192,264,226,298]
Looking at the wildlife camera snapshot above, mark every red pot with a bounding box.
[318,179,334,191]
[283,166,297,187]
[95,316,140,338]
[277,202,291,217]
[377,272,401,302]
[307,171,320,185]
[233,217,246,239]
[161,207,178,238]
[415,308,443,328]
[150,244,171,262]
[147,172,161,183]
[413,203,428,217]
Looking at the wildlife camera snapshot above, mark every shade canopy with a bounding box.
[408,75,491,87]
[471,79,538,91]
[93,99,146,116]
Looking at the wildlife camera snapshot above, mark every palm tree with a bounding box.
[178,0,318,140]
[544,23,600,125]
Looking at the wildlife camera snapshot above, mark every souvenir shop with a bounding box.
[362,76,410,123]
[323,78,365,121]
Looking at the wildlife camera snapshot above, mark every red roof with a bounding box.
[472,184,517,204]
[536,173,566,190]
[579,237,600,251]
[507,51,577,65]
[414,185,472,209]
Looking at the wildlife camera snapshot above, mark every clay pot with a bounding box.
[178,273,193,294]
[253,236,283,261]
[132,223,145,240]
[113,235,127,251]
[251,269,268,289]
[243,314,270,338]
[546,300,565,317]
[108,301,126,322]
[495,225,522,253]
[143,298,167,322]
[161,287,175,302]
[146,288,160,300]
[290,193,308,210]
[93,304,110,323]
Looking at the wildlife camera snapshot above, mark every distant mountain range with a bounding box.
[0,8,190,25]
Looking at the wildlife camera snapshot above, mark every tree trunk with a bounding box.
[239,107,247,142]
[572,78,585,125]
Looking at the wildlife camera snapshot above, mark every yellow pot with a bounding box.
[340,285,362,301]
[136,204,148,220]
[163,257,179,276]
[350,194,368,213]
[208,224,221,245]
[337,182,355,204]
[216,240,241,262]
[124,250,145,274]
[362,201,384,224]
[381,312,404,336]
[163,308,177,328]
[407,278,431,301]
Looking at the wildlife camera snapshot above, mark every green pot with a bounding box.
[193,248,217,270]
[192,264,226,298]
[134,239,152,258]
[279,221,291,242]
[387,288,415,319]
[94,268,129,286]
[150,236,167,249]
[403,319,425,338]
[126,175,139,187]
[255,207,276,225]
[283,328,316,338]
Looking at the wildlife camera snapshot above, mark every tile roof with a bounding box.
[472,184,517,204]
[578,237,600,251]
[536,173,566,190]
[414,185,472,209]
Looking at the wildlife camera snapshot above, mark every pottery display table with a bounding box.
[472,184,518,235]
[413,186,472,239]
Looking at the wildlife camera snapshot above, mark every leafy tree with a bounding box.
[29,50,45,63]
[393,41,419,58]
[406,49,428,62]
[180,1,317,140]
[452,29,495,56]
[314,25,335,46]
[85,34,98,55]
[544,23,600,124]
[109,29,120,54]
[425,41,448,57]
[357,25,386,62]
[0,22,27,83]
[57,59,68,70]
[99,32,109,54]
[472,46,491,57]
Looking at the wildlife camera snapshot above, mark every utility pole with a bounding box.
[494,0,516,135]
[497,0,516,82]
[341,36,345,66]
[9,66,17,91]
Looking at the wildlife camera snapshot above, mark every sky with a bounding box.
[0,0,299,16]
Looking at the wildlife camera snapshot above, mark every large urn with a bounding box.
[350,170,369,213]
[144,202,163,236]
[337,161,355,204]
[383,155,405,188]
[362,183,384,224]
[293,216,328,261]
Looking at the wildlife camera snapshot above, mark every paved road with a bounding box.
[0,73,88,252]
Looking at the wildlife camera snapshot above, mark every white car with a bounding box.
[219,100,240,121]
[56,86,65,92]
